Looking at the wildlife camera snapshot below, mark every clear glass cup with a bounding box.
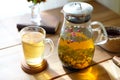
[20,26,54,73]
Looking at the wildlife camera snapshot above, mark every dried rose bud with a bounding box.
[27,0,46,4]
[36,0,46,3]
[27,0,31,2]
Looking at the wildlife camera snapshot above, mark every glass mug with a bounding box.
[20,26,54,73]
[57,2,108,70]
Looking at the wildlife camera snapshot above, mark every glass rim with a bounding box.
[20,26,46,38]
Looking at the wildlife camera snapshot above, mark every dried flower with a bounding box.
[27,0,46,4]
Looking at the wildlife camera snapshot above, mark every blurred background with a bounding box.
[0,0,120,19]
[0,0,88,19]
[96,0,120,15]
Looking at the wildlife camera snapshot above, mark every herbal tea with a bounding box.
[58,32,95,69]
[22,32,45,66]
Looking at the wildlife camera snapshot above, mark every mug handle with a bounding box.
[90,21,108,45]
[44,38,54,58]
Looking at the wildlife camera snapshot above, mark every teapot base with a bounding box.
[63,65,80,72]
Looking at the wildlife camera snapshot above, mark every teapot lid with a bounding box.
[63,2,93,16]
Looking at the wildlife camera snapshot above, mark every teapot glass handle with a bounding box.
[90,21,108,45]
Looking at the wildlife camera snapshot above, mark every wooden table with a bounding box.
[0,1,120,80]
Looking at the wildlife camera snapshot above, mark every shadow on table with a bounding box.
[32,67,60,80]
[57,62,111,80]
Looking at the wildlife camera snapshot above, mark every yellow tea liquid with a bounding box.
[22,32,45,66]
[58,32,95,69]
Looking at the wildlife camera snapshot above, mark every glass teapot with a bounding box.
[58,2,108,70]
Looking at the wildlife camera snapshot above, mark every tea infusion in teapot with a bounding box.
[58,2,108,70]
